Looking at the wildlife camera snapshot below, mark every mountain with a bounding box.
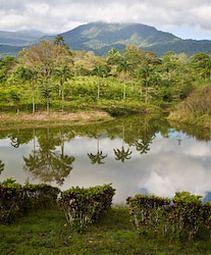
[0,30,45,46]
[1,22,211,56]
[0,30,46,57]
[59,22,211,56]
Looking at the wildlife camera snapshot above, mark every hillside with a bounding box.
[1,22,211,56]
[59,22,211,56]
[0,30,45,56]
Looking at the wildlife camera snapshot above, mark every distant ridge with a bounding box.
[59,22,211,56]
[1,22,211,56]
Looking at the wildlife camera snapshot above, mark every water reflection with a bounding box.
[0,115,210,203]
[87,138,107,165]
[114,125,132,163]
[0,160,4,175]
[23,128,75,185]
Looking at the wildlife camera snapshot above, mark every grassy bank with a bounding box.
[168,112,211,130]
[168,85,211,131]
[0,111,113,130]
[0,208,210,255]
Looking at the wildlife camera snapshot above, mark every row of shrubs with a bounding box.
[1,179,210,238]
[0,179,115,231]
[127,192,211,240]
[0,179,60,223]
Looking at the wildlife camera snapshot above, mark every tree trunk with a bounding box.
[32,93,35,114]
[47,99,50,114]
[32,82,35,114]
[123,83,126,100]
[61,85,64,112]
[97,81,100,100]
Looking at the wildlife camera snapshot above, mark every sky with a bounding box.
[1,0,211,40]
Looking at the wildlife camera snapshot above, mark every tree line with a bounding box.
[0,35,211,113]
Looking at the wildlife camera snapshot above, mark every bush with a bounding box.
[0,180,23,223]
[0,180,60,224]
[127,194,171,236]
[58,184,115,231]
[127,192,211,240]
[23,184,60,211]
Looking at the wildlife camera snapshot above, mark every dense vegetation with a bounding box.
[169,85,211,128]
[0,35,210,125]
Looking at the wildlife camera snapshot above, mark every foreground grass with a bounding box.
[0,208,210,255]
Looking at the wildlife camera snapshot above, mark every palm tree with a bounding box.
[92,64,110,100]
[117,57,132,100]
[54,66,73,112]
[87,137,107,164]
[40,81,52,114]
[0,160,5,174]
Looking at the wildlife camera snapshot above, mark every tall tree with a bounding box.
[92,63,110,100]
[54,66,73,111]
[15,67,37,113]
[117,57,132,100]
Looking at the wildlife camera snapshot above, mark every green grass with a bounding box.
[0,208,210,255]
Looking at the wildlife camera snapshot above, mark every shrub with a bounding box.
[127,192,211,240]
[0,180,23,223]
[0,180,60,224]
[127,194,171,236]
[23,184,60,211]
[58,184,115,231]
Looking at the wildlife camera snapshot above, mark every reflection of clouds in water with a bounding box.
[61,136,211,203]
[0,132,211,203]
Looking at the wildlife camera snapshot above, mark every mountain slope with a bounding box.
[60,22,211,56]
[0,30,45,46]
[1,22,211,56]
[0,30,47,57]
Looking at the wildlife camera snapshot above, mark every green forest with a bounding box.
[0,35,210,127]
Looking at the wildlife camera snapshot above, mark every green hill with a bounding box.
[60,22,211,56]
[1,22,211,56]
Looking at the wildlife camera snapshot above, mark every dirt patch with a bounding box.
[0,111,113,130]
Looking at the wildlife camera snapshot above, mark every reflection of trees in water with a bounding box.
[0,160,4,174]
[122,117,157,155]
[87,137,107,165]
[114,146,132,162]
[24,128,75,185]
[114,125,132,162]
[7,129,34,149]
[1,115,188,175]
[134,135,155,154]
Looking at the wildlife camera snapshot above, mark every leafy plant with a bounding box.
[58,184,115,231]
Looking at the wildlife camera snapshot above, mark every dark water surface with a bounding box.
[0,116,210,203]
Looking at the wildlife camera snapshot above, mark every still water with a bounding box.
[0,116,210,203]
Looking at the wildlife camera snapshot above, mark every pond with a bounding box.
[0,115,210,203]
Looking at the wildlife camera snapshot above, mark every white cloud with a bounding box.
[0,0,211,38]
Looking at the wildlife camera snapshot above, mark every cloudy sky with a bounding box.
[1,0,211,39]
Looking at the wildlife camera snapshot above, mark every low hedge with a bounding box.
[23,184,60,211]
[0,180,60,224]
[58,184,115,231]
[127,192,211,240]
[0,182,23,223]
